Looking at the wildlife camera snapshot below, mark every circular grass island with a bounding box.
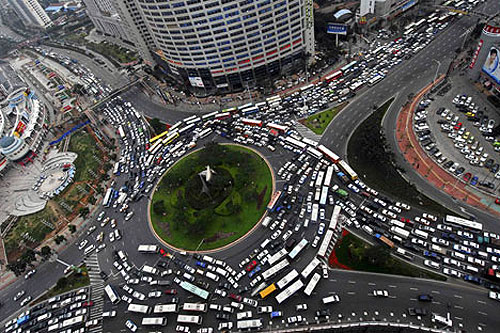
[150,143,273,251]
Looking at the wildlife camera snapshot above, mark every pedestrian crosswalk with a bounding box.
[85,253,104,333]
[295,122,322,142]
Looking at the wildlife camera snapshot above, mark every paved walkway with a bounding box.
[396,76,500,218]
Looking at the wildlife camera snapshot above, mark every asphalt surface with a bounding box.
[2,2,500,332]
[319,0,500,230]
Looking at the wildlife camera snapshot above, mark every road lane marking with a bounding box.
[348,280,356,284]
[454,295,463,299]
[478,311,488,316]
[477,300,486,304]
[454,305,464,310]
[409,287,418,291]
[431,290,440,294]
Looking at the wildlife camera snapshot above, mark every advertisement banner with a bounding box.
[188,76,205,88]
[327,23,347,35]
[15,121,26,135]
[482,46,500,84]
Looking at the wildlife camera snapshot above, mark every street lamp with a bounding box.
[432,59,441,83]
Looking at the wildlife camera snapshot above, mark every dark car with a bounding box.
[219,282,231,290]
[216,313,231,321]
[228,293,242,302]
[156,261,168,268]
[418,294,433,302]
[491,163,499,173]
[315,309,330,317]
[464,275,481,285]
[408,308,427,316]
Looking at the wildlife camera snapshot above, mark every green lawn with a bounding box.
[302,104,345,135]
[347,98,458,216]
[68,130,101,183]
[5,208,56,261]
[151,144,272,251]
[334,232,446,281]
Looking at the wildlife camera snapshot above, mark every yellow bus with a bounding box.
[162,131,179,145]
[149,130,169,144]
[259,284,276,299]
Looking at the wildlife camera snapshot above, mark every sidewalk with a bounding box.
[395,76,500,218]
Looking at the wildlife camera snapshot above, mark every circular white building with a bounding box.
[0,135,30,161]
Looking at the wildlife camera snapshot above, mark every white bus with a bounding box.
[177,315,202,325]
[317,229,335,258]
[237,319,263,329]
[275,279,304,304]
[61,315,84,328]
[153,304,179,314]
[319,186,329,206]
[311,204,319,223]
[182,303,207,312]
[304,272,321,296]
[324,166,334,187]
[103,188,113,207]
[390,226,410,239]
[317,145,340,163]
[329,205,341,231]
[198,128,213,139]
[288,239,308,260]
[179,281,210,300]
[284,136,307,149]
[267,248,288,266]
[262,258,289,280]
[300,84,314,92]
[444,215,482,231]
[368,74,384,86]
[137,244,159,253]
[104,284,120,304]
[302,137,318,147]
[315,171,325,188]
[300,257,320,279]
[307,147,323,159]
[202,111,218,120]
[128,303,151,314]
[276,269,299,289]
[389,219,406,229]
[141,317,167,326]
[412,229,429,240]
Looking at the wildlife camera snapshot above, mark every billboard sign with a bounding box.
[482,46,500,84]
[469,39,483,69]
[327,23,347,35]
[188,76,205,88]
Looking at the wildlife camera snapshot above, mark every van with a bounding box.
[205,271,220,282]
[118,250,127,261]
[451,251,466,260]
[362,225,373,235]
[260,238,271,249]
[322,295,340,304]
[84,244,95,256]
[465,265,479,273]
[237,311,252,320]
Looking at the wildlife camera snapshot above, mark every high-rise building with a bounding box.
[8,0,52,29]
[82,0,145,56]
[100,0,314,94]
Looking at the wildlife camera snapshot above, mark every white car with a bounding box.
[148,290,162,298]
[102,311,117,318]
[312,235,321,248]
[109,231,115,243]
[287,315,304,324]
[20,296,32,306]
[257,305,273,313]
[424,259,440,270]
[373,290,389,297]
[317,223,325,235]
[422,213,438,222]
[296,303,308,311]
[125,319,137,332]
[78,239,88,250]
[13,290,25,301]
[489,291,500,301]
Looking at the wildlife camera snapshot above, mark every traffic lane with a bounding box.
[121,86,193,124]
[47,46,124,88]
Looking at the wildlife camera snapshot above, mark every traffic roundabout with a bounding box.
[149,143,274,252]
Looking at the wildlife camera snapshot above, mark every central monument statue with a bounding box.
[198,165,217,196]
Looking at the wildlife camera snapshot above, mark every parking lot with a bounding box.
[414,74,500,196]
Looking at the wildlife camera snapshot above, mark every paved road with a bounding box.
[319,0,500,231]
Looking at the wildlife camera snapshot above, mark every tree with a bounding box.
[41,246,51,258]
[88,196,97,205]
[68,225,76,234]
[153,200,166,216]
[79,207,90,218]
[56,277,68,290]
[150,118,164,135]
[55,235,66,245]
[366,245,390,266]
